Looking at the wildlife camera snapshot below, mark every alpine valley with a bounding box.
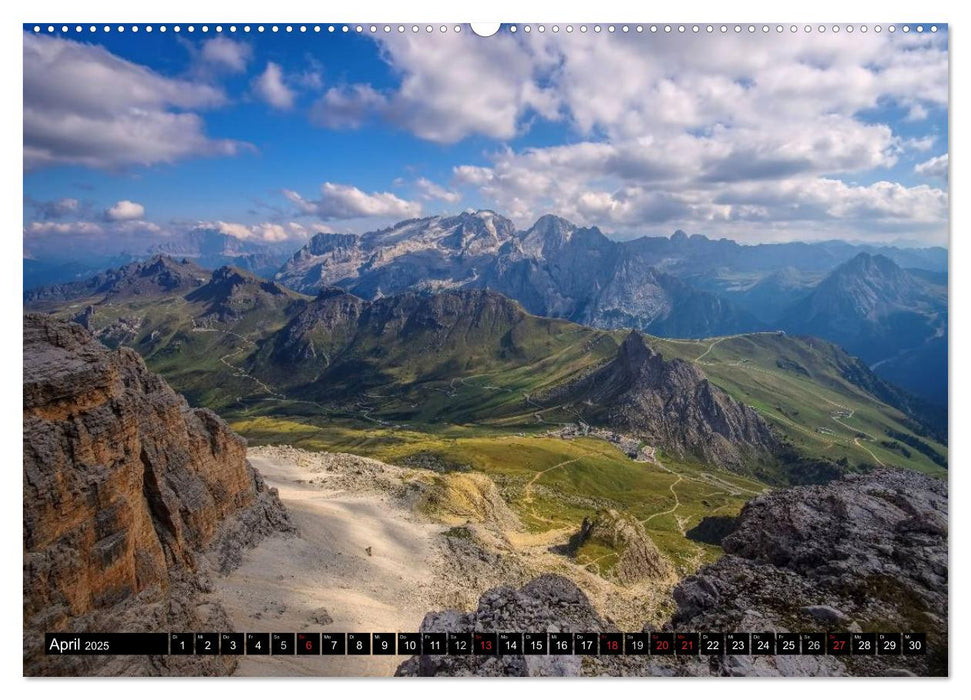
[24,211,948,677]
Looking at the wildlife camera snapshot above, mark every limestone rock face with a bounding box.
[545,331,780,470]
[670,468,947,676]
[23,314,292,675]
[395,575,611,677]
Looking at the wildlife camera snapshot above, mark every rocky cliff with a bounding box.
[669,468,947,676]
[23,314,293,676]
[545,331,780,470]
[564,509,674,585]
[398,469,946,677]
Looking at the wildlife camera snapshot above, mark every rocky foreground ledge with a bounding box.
[23,314,294,676]
[398,468,947,677]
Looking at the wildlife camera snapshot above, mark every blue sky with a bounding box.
[23,24,949,260]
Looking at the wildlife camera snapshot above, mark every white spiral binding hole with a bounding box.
[32,24,941,35]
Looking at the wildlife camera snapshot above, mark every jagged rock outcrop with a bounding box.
[23,314,293,676]
[545,331,779,470]
[398,469,946,677]
[669,468,947,676]
[565,509,674,584]
[396,575,614,677]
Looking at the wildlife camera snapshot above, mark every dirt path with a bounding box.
[191,326,283,398]
[853,437,886,466]
[522,457,583,526]
[695,337,726,362]
[209,450,447,677]
[641,473,684,527]
[701,350,888,466]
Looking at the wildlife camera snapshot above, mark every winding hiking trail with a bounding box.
[522,456,583,526]
[191,326,284,399]
[695,336,726,362]
[641,473,684,527]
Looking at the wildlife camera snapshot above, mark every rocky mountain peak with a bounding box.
[520,214,579,254]
[200,266,292,296]
[188,266,302,322]
[616,329,658,371]
[545,332,780,470]
[303,232,360,257]
[24,255,209,304]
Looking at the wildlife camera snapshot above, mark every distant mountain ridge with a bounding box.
[779,252,947,406]
[25,208,948,410]
[274,213,946,407]
[24,255,210,303]
[276,212,765,339]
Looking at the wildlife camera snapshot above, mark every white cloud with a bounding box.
[104,200,145,221]
[23,33,248,170]
[415,177,461,204]
[375,31,559,143]
[25,218,162,237]
[310,84,387,129]
[199,37,251,73]
[252,62,295,110]
[453,165,495,187]
[915,153,948,181]
[428,30,948,243]
[194,220,314,243]
[25,221,105,236]
[284,182,422,221]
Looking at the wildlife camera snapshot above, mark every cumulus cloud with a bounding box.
[365,30,945,146]
[310,84,387,129]
[193,220,314,243]
[199,37,251,73]
[374,31,559,143]
[415,177,461,204]
[23,33,249,171]
[915,153,948,181]
[104,200,145,221]
[252,62,296,110]
[425,29,949,242]
[284,183,421,221]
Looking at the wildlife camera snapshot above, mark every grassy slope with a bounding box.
[651,332,947,476]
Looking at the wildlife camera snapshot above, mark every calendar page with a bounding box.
[23,21,948,678]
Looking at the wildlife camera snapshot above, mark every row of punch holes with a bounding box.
[31,24,940,35]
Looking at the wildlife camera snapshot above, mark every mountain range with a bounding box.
[24,255,947,482]
[268,212,947,408]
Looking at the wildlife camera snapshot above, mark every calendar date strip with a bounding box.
[45,631,926,656]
